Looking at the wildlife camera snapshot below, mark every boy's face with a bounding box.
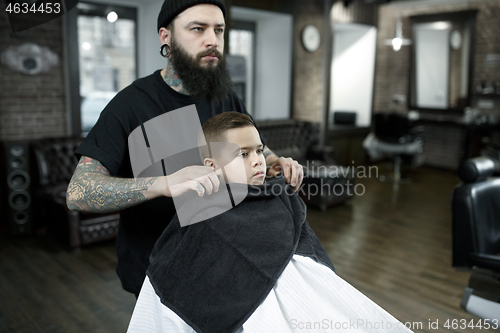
[206,126,266,185]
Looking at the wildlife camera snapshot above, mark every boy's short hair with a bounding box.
[199,112,257,160]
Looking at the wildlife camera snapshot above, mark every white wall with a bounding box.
[231,7,293,120]
[141,0,167,76]
[330,23,376,127]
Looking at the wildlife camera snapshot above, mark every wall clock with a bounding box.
[302,25,321,52]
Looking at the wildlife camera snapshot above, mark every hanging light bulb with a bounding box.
[385,20,412,52]
[392,37,403,51]
[107,11,118,23]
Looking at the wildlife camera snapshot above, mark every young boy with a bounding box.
[198,111,266,187]
[127,112,413,333]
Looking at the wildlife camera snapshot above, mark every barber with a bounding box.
[66,0,303,298]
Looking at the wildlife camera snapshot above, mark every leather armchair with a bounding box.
[452,156,500,321]
[32,137,119,249]
[255,119,354,211]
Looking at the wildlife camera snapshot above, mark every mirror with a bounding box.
[409,10,477,112]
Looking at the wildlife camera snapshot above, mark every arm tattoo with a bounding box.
[66,156,160,213]
[263,146,279,165]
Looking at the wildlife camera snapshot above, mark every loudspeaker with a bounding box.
[2,142,34,235]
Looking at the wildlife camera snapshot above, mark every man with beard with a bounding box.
[66,0,303,298]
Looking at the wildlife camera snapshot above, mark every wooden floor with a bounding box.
[306,164,495,333]
[0,165,493,332]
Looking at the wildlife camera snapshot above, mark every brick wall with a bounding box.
[0,12,67,141]
[374,0,500,117]
[373,4,411,116]
[292,0,325,123]
[292,0,378,123]
[232,0,327,123]
[420,123,466,169]
[374,0,500,170]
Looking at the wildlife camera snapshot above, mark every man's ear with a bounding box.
[159,27,172,45]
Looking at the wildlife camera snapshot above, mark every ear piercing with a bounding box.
[160,44,171,58]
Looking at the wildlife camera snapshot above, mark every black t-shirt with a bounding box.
[75,69,259,295]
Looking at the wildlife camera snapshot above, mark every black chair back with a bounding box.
[255,119,317,160]
[374,113,413,143]
[452,156,500,271]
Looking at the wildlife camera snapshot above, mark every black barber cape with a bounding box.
[147,176,335,333]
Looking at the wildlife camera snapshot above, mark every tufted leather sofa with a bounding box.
[32,137,119,249]
[255,119,354,210]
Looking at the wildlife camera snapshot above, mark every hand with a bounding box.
[268,157,304,192]
[165,166,221,198]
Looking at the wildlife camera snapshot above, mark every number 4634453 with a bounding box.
[5,2,61,14]
[444,319,499,330]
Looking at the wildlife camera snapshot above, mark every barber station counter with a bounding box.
[326,125,370,167]
[414,114,500,170]
[325,117,500,170]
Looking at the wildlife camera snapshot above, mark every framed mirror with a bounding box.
[409,10,477,112]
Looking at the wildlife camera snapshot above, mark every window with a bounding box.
[66,2,137,135]
[229,21,255,114]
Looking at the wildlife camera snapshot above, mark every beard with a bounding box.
[169,38,233,104]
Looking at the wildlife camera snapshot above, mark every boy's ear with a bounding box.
[203,158,216,168]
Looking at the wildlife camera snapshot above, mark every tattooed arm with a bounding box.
[66,156,166,213]
[66,156,221,213]
[263,146,279,167]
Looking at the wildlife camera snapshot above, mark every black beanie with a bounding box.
[157,0,226,32]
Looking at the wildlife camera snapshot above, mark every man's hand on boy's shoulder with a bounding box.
[267,157,304,192]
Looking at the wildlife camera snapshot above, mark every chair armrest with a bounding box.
[410,126,425,136]
[306,145,336,164]
[469,253,500,272]
[42,183,69,206]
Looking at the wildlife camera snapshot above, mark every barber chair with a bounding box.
[363,112,424,183]
[481,141,500,175]
[32,137,119,249]
[452,156,500,321]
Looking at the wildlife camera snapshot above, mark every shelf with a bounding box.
[475,93,500,98]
